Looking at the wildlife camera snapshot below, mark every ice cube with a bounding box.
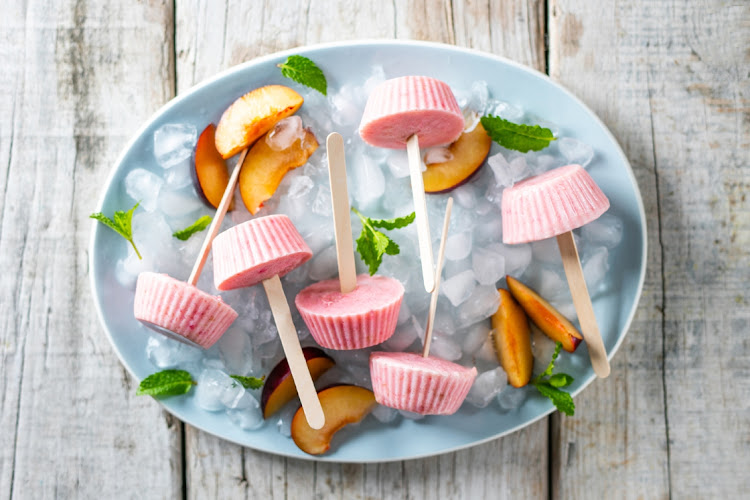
[531,238,561,264]
[472,246,506,286]
[583,246,609,292]
[218,326,259,376]
[195,369,236,412]
[558,137,594,168]
[531,327,558,375]
[220,381,246,409]
[467,80,489,114]
[397,301,412,325]
[287,175,315,200]
[441,270,478,307]
[461,322,492,355]
[300,227,334,255]
[497,386,527,410]
[383,316,422,352]
[158,188,206,219]
[124,168,164,212]
[116,248,155,289]
[308,245,339,281]
[330,86,363,127]
[536,268,568,301]
[145,335,203,368]
[473,218,503,245]
[580,213,623,248]
[265,116,304,151]
[153,123,197,169]
[444,232,473,262]
[491,100,524,122]
[475,336,497,362]
[275,402,299,437]
[352,155,385,209]
[255,339,281,360]
[253,309,279,346]
[370,404,399,424]
[399,410,425,420]
[311,185,332,217]
[456,286,501,328]
[429,335,462,361]
[226,393,264,430]
[163,158,194,189]
[491,243,532,276]
[423,147,454,164]
[386,150,411,178]
[466,367,508,408]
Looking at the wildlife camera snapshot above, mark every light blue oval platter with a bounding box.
[89,40,647,462]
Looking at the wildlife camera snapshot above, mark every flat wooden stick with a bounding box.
[326,133,357,294]
[406,134,435,293]
[422,197,453,358]
[188,148,247,286]
[556,231,611,378]
[262,275,326,429]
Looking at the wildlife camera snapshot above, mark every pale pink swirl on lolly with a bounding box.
[369,352,477,415]
[295,274,403,350]
[134,272,238,349]
[212,214,312,291]
[502,164,610,244]
[359,76,465,149]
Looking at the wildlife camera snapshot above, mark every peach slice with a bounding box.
[192,124,233,210]
[261,347,334,419]
[422,122,492,193]
[491,289,533,387]
[291,385,376,455]
[214,84,304,159]
[239,127,318,214]
[506,275,583,353]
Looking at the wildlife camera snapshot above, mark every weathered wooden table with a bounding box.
[2,1,748,498]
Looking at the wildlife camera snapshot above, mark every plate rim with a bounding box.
[88,39,648,463]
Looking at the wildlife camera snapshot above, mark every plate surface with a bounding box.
[89,40,646,462]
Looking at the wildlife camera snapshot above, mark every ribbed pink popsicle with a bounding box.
[212,214,312,291]
[502,164,612,378]
[296,274,404,350]
[134,272,237,348]
[370,352,477,415]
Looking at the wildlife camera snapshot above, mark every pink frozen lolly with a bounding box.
[134,272,238,349]
[369,352,477,415]
[295,274,404,350]
[212,214,312,291]
[359,76,465,149]
[502,164,610,244]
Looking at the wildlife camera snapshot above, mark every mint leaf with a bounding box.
[352,207,415,275]
[531,342,575,415]
[480,115,556,152]
[136,369,195,398]
[277,55,327,96]
[173,215,212,241]
[90,202,142,259]
[230,375,265,390]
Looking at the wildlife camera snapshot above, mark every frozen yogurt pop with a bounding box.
[502,164,611,378]
[296,133,403,350]
[370,198,478,415]
[360,76,464,293]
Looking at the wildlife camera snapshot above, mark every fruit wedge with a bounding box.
[491,289,533,387]
[214,85,304,159]
[260,347,334,419]
[192,124,232,209]
[422,122,492,193]
[239,128,318,214]
[506,275,582,353]
[291,385,376,455]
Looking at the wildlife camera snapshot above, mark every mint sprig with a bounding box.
[277,55,327,96]
[531,342,575,416]
[480,115,556,152]
[173,215,212,241]
[90,202,142,259]
[136,369,195,398]
[352,208,415,275]
[230,375,265,390]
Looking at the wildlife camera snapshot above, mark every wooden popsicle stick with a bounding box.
[326,133,357,294]
[406,134,435,293]
[262,275,326,429]
[556,231,611,378]
[187,148,247,286]
[422,197,453,358]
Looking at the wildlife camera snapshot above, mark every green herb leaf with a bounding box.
[352,207,415,275]
[173,215,212,241]
[277,55,327,96]
[136,369,195,398]
[531,342,575,415]
[230,375,265,390]
[90,202,142,259]
[535,382,575,416]
[480,115,556,152]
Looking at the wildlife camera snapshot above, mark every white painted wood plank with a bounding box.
[175,1,549,499]
[549,0,750,497]
[0,1,182,498]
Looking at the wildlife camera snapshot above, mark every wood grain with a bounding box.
[175,0,548,498]
[0,0,183,498]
